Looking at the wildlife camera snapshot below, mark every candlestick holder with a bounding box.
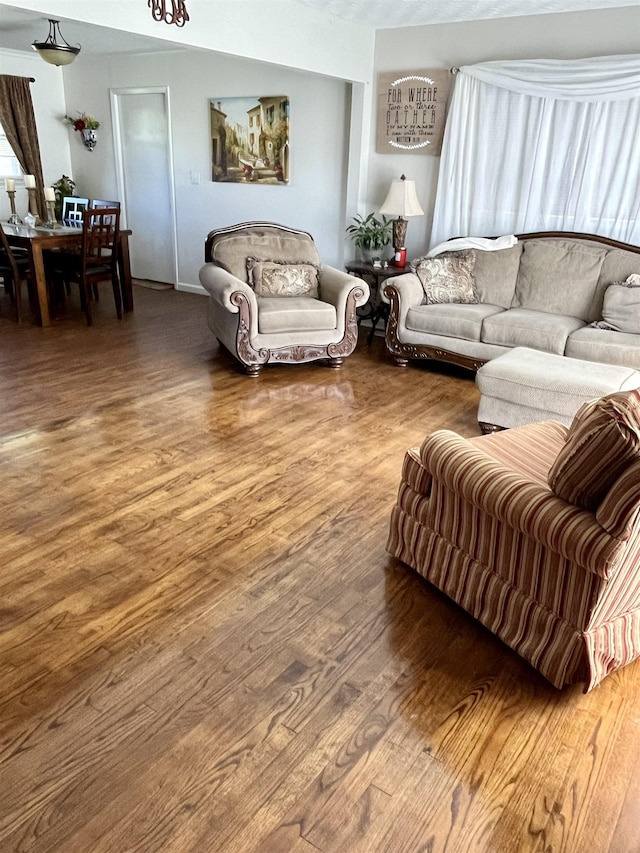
[26,187,42,225]
[7,189,22,224]
[43,201,58,229]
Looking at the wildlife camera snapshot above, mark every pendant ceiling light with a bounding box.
[32,19,80,66]
[149,0,190,26]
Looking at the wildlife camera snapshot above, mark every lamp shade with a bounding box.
[32,20,80,67]
[379,175,424,218]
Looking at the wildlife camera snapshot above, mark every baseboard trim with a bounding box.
[177,282,207,296]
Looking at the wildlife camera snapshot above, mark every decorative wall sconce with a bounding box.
[65,113,100,152]
[32,19,81,66]
[149,0,189,26]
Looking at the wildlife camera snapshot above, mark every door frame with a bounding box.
[110,86,179,287]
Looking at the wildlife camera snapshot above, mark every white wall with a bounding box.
[0,48,72,220]
[61,49,351,286]
[370,5,640,260]
[1,0,374,83]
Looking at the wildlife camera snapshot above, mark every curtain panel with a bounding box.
[430,55,640,248]
[0,75,46,218]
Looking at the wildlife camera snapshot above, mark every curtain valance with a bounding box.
[461,54,640,102]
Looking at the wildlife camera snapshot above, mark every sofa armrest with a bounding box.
[199,263,258,314]
[381,272,423,306]
[420,430,623,578]
[320,265,370,308]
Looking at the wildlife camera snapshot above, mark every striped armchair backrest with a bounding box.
[596,460,640,539]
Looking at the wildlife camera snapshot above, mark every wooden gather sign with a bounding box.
[377,69,452,156]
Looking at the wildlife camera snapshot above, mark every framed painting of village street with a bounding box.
[210,96,290,184]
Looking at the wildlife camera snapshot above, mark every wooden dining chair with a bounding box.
[0,225,33,323]
[61,196,89,228]
[91,199,121,209]
[52,207,122,326]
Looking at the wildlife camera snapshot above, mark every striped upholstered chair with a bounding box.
[387,389,640,691]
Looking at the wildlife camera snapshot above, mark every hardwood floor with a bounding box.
[0,286,638,853]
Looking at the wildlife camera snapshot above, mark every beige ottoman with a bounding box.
[476,347,640,432]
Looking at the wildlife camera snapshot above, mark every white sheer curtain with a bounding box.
[430,55,640,247]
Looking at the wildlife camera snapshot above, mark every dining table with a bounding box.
[3,221,133,326]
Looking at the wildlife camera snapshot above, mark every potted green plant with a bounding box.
[345,212,393,265]
[51,174,76,220]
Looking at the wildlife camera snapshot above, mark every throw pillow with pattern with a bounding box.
[548,389,640,512]
[246,258,319,298]
[411,250,477,305]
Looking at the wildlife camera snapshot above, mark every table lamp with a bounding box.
[379,174,424,266]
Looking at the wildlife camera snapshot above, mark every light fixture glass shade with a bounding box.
[32,20,80,67]
[379,175,424,217]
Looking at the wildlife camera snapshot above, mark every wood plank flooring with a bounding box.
[0,286,638,852]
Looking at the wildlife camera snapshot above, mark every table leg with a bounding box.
[118,233,134,312]
[29,242,50,327]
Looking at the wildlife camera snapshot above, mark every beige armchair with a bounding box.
[387,389,640,691]
[199,222,369,375]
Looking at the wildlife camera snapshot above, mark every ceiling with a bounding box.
[297,0,640,29]
[0,0,637,56]
[0,5,183,56]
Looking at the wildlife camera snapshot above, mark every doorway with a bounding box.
[111,88,178,286]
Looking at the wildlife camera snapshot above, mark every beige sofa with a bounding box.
[383,232,640,372]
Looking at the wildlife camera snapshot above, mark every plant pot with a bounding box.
[361,245,393,268]
[361,247,382,265]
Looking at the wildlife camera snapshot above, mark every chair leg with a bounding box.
[47,273,66,317]
[14,276,22,324]
[5,275,27,323]
[79,280,93,326]
[111,271,122,319]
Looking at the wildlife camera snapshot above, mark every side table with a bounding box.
[345,260,407,344]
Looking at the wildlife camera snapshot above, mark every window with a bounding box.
[0,124,22,178]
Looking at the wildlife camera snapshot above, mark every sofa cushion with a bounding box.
[601,277,640,333]
[212,230,320,282]
[473,244,523,309]
[471,418,568,484]
[247,258,319,298]
[565,326,640,369]
[548,389,640,511]
[411,251,477,304]
[512,239,607,320]
[590,247,640,321]
[481,308,585,354]
[405,303,504,341]
[257,297,336,334]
